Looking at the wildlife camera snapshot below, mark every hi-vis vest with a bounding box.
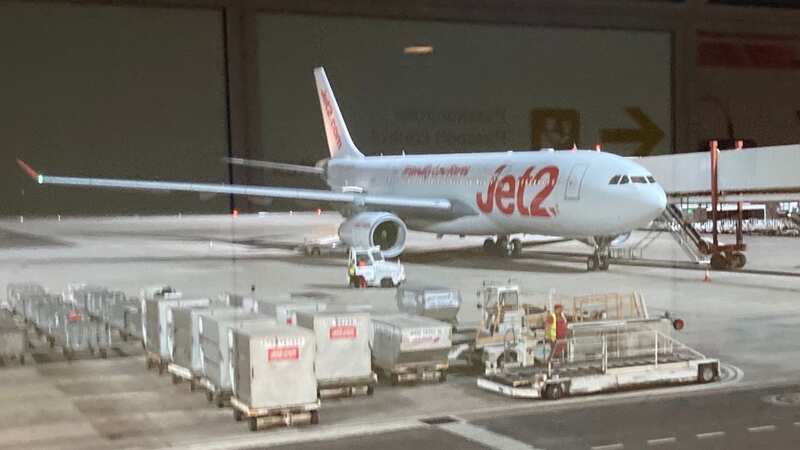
[547,312,557,342]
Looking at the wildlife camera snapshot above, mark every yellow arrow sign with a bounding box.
[600,107,664,156]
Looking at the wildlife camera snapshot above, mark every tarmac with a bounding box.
[0,212,798,449]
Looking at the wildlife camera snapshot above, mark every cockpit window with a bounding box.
[631,176,647,184]
[619,175,630,185]
[647,176,656,183]
[609,175,621,185]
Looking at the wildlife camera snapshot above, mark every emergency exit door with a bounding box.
[565,164,588,200]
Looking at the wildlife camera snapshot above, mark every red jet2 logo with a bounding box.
[476,165,560,217]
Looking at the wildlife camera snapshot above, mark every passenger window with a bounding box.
[647,176,656,183]
[619,175,630,185]
[609,175,621,185]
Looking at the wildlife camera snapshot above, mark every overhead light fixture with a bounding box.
[403,45,434,55]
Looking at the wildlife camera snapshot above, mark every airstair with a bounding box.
[663,204,711,264]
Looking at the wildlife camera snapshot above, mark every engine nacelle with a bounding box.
[338,212,407,258]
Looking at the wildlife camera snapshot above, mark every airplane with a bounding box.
[17,67,667,271]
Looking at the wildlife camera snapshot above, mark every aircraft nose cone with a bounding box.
[644,185,668,219]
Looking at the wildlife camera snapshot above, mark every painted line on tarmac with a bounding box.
[747,425,776,433]
[590,444,624,450]
[794,422,800,427]
[696,431,725,439]
[173,419,422,450]
[437,420,544,450]
[646,436,676,446]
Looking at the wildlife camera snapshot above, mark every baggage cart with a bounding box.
[168,305,237,387]
[229,324,319,431]
[297,309,376,397]
[477,320,721,400]
[6,282,45,313]
[370,314,451,384]
[396,285,461,326]
[0,315,27,364]
[51,307,112,359]
[198,312,274,406]
[143,296,210,373]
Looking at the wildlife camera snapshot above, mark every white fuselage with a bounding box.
[326,149,667,238]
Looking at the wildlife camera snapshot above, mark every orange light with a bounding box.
[403,45,434,55]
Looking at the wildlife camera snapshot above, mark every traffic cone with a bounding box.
[703,269,712,282]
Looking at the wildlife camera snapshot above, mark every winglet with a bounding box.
[16,159,42,183]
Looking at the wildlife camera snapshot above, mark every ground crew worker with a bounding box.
[546,304,568,362]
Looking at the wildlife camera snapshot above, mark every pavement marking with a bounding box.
[747,425,776,433]
[696,431,726,439]
[795,422,800,427]
[647,437,676,446]
[591,444,624,450]
[437,421,543,450]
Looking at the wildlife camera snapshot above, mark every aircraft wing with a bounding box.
[223,157,325,175]
[17,159,460,213]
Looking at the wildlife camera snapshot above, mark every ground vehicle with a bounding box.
[346,247,405,288]
[300,236,347,257]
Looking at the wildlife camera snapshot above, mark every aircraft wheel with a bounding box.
[731,252,747,269]
[482,238,495,255]
[510,239,523,257]
[586,256,599,271]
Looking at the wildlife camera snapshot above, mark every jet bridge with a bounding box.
[633,141,800,269]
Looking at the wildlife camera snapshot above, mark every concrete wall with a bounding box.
[1,2,229,216]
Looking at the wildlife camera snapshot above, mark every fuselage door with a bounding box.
[565,163,588,200]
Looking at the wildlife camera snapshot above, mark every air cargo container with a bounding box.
[143,296,210,372]
[51,306,112,358]
[167,305,235,386]
[255,297,326,326]
[229,324,319,431]
[197,312,274,406]
[296,309,375,397]
[395,286,462,326]
[370,314,451,384]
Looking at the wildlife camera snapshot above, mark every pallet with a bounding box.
[230,396,320,431]
[318,373,378,398]
[145,352,168,374]
[378,363,448,385]
[197,377,233,408]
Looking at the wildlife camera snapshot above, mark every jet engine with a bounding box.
[338,212,407,258]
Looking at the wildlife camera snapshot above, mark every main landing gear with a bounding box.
[483,236,523,258]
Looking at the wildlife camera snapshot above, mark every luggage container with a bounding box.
[197,312,275,406]
[6,282,45,313]
[51,307,112,358]
[296,309,375,398]
[0,316,27,364]
[370,314,451,384]
[26,295,62,336]
[255,297,327,326]
[66,284,110,310]
[107,300,138,337]
[395,286,462,326]
[167,305,237,388]
[229,324,319,431]
[143,296,210,372]
[123,304,143,341]
[219,292,256,312]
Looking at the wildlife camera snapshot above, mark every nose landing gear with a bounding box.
[586,252,610,271]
